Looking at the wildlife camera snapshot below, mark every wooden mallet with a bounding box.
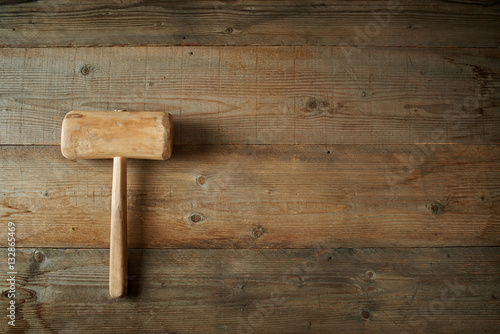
[61,111,174,298]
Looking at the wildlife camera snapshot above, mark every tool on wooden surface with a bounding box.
[61,110,174,298]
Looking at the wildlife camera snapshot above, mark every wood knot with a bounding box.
[189,213,204,223]
[251,226,265,239]
[365,270,375,279]
[225,27,234,34]
[34,251,45,263]
[429,202,445,215]
[197,176,206,186]
[306,99,318,111]
[362,310,370,320]
[305,98,331,114]
[80,65,90,76]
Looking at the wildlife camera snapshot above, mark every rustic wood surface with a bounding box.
[0,46,498,145]
[0,0,499,47]
[0,0,499,332]
[1,144,498,249]
[0,247,499,333]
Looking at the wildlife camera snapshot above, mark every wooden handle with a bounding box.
[109,157,127,298]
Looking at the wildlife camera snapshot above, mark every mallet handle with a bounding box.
[109,157,127,298]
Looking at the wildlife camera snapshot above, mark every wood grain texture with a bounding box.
[0,0,499,47]
[0,247,499,333]
[109,157,128,298]
[1,144,498,249]
[0,46,499,145]
[61,111,174,160]
[1,2,498,332]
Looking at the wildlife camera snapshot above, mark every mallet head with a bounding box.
[61,110,173,160]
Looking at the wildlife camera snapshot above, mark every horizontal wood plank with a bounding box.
[0,1,499,47]
[1,144,498,248]
[0,46,499,145]
[0,247,499,333]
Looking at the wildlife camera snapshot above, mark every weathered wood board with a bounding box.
[0,1,499,332]
[1,144,498,248]
[0,0,499,47]
[0,46,498,145]
[0,247,499,333]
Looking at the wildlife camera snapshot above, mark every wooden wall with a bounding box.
[0,1,499,333]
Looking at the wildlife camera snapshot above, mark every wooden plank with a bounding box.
[1,144,498,249]
[0,1,499,47]
[0,247,498,333]
[0,46,499,145]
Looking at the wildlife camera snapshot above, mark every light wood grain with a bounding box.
[0,46,498,145]
[109,157,128,298]
[1,144,498,249]
[0,247,498,333]
[0,0,499,47]
[61,111,174,160]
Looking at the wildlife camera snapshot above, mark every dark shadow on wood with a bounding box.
[126,119,219,297]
